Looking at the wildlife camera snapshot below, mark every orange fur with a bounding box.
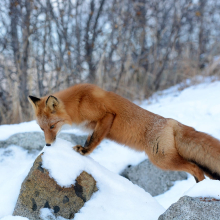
[28,84,220,182]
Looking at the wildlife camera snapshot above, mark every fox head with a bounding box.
[28,95,71,146]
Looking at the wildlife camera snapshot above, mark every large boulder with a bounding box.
[13,153,97,219]
[158,196,220,220]
[121,159,187,196]
[0,132,87,152]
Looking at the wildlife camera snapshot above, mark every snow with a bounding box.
[1,217,28,220]
[89,140,146,173]
[0,121,41,140]
[42,138,165,220]
[40,208,66,220]
[0,79,220,219]
[184,179,220,199]
[0,146,37,218]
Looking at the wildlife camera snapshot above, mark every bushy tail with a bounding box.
[174,122,220,180]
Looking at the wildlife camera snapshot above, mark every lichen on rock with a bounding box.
[13,153,97,220]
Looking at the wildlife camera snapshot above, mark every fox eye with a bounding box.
[50,125,55,129]
[41,127,44,131]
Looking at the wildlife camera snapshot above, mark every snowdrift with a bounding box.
[39,138,165,220]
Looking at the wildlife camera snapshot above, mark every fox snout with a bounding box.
[45,136,56,146]
[44,131,57,146]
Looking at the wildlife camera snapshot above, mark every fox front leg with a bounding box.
[73,113,115,155]
[73,134,93,155]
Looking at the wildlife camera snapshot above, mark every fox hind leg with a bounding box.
[169,156,205,182]
[153,151,205,182]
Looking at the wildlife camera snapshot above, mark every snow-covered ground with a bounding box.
[1,80,220,219]
[41,139,165,220]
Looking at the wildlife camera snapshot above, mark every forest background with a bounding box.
[0,0,220,124]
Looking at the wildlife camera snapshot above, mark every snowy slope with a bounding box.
[1,80,220,219]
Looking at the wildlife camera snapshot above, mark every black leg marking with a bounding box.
[82,148,88,154]
[84,133,94,148]
[194,176,199,183]
[84,139,89,148]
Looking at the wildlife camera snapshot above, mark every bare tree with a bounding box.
[1,0,220,124]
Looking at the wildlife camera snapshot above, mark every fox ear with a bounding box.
[28,96,41,109]
[46,95,59,112]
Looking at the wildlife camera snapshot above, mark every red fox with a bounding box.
[28,83,220,182]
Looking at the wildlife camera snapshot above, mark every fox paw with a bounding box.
[73,145,88,155]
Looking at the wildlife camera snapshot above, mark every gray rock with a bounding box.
[121,159,187,196]
[158,196,220,220]
[0,132,45,152]
[0,132,87,152]
[13,153,98,220]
